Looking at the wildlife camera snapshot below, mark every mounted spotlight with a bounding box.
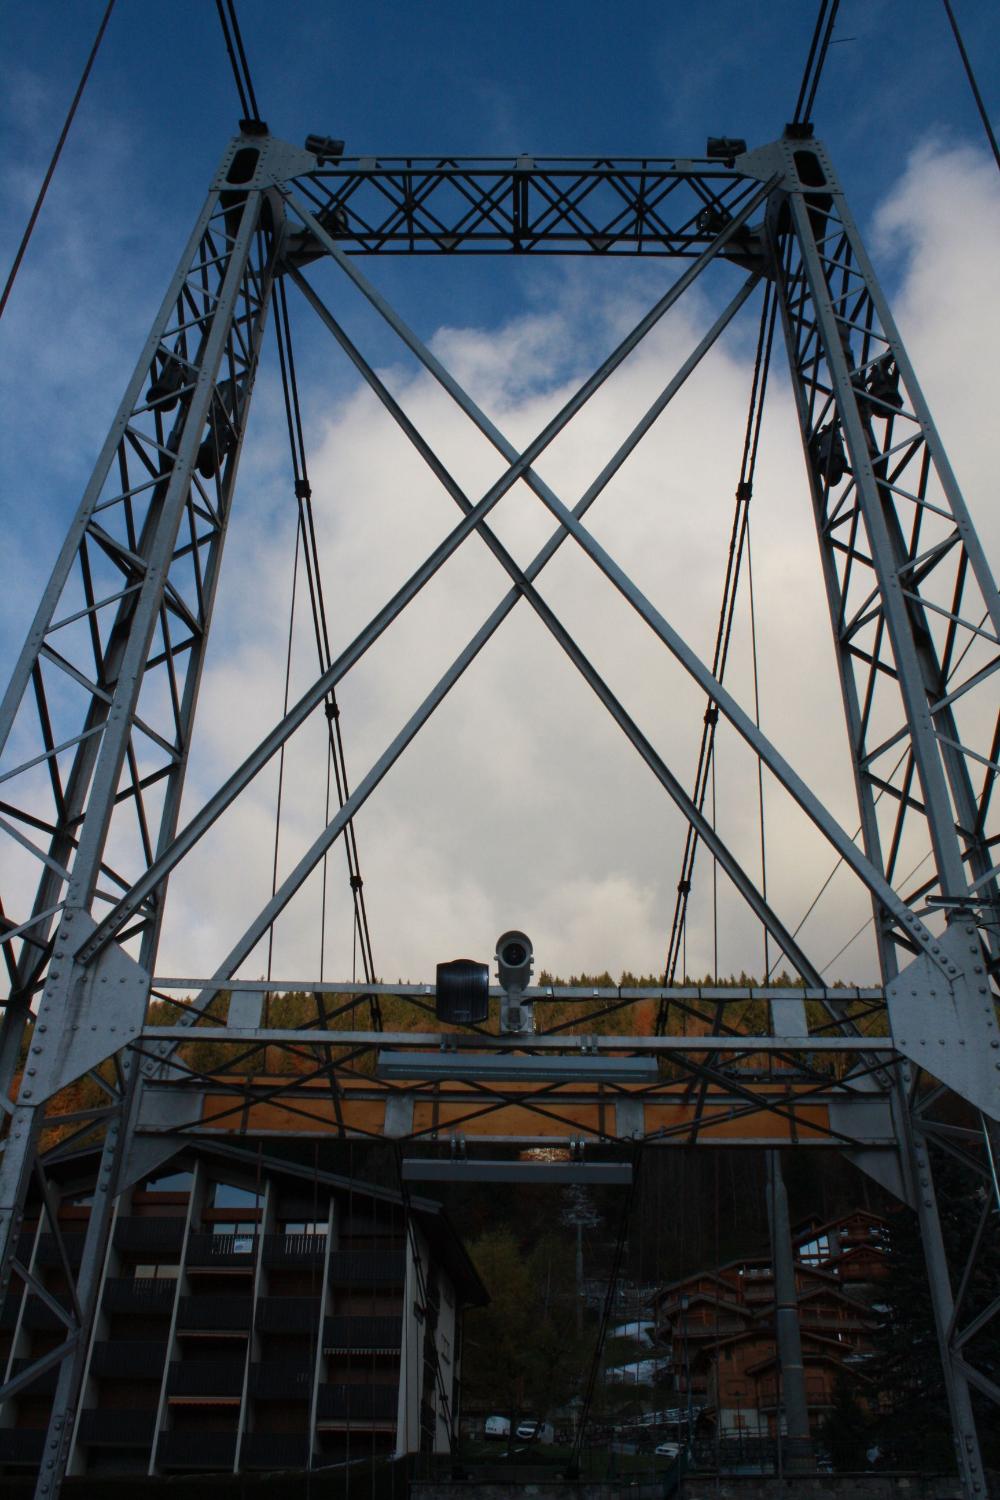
[376,1051,659,1085]
[496,930,532,992]
[706,136,747,162]
[496,930,534,1035]
[305,134,345,162]
[435,959,489,1025]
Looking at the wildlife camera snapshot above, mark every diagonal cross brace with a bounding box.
[74,184,773,969]
[288,266,822,985]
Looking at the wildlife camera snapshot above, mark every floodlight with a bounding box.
[375,1051,658,1084]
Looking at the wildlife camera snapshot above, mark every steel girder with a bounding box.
[764,134,1000,1499]
[0,128,997,1497]
[0,135,302,1496]
[286,153,765,257]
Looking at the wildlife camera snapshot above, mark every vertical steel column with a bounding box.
[0,137,284,1500]
[766,1153,813,1471]
[769,132,998,1498]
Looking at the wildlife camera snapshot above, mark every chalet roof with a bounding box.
[796,1283,875,1313]
[792,1208,888,1245]
[657,1288,750,1320]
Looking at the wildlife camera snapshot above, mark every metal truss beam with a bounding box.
[286,154,765,257]
[1,127,998,1500]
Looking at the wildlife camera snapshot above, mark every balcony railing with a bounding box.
[316,1383,399,1422]
[328,1250,405,1287]
[256,1295,320,1334]
[241,1431,311,1470]
[102,1277,176,1314]
[0,1294,21,1329]
[186,1231,258,1268]
[90,1340,169,1378]
[176,1295,252,1332]
[113,1216,185,1254]
[8,1358,58,1394]
[21,1295,71,1330]
[158,1431,237,1470]
[0,1429,45,1465]
[168,1358,246,1398]
[34,1232,86,1269]
[77,1409,157,1447]
[324,1315,402,1352]
[248,1359,314,1399]
[262,1232,327,1267]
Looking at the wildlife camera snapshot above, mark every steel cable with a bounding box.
[0,0,117,324]
[942,0,1000,174]
[661,285,777,1004]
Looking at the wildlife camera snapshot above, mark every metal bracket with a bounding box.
[615,1099,645,1140]
[212,132,319,193]
[25,916,150,1101]
[384,1094,415,1138]
[227,990,264,1029]
[889,923,1000,1119]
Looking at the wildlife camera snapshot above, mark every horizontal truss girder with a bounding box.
[288,155,761,256]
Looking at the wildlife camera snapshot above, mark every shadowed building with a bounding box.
[0,1145,486,1477]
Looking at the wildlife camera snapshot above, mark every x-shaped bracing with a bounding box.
[68,172,954,1012]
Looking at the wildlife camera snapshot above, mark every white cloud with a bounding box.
[3,140,997,993]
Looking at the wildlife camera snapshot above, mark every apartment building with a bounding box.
[0,1143,486,1478]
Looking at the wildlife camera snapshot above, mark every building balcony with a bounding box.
[158,1430,237,1470]
[21,1295,71,1330]
[102,1277,176,1315]
[176,1295,252,1332]
[167,1357,246,1398]
[8,1357,58,1395]
[77,1409,157,1448]
[324,1315,402,1352]
[262,1232,327,1268]
[0,1294,22,1329]
[241,1431,311,1470]
[186,1231,258,1268]
[0,1429,46,1466]
[90,1340,169,1379]
[316,1383,398,1423]
[248,1358,314,1400]
[327,1250,405,1287]
[34,1232,86,1269]
[113,1216,185,1254]
[256,1295,320,1334]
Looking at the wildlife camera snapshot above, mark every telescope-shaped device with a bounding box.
[433,930,535,1033]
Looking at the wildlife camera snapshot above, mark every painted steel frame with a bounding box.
[0,129,997,1497]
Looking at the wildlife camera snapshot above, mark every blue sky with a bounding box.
[1,3,998,986]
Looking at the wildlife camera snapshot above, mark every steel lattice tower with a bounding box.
[0,126,998,1497]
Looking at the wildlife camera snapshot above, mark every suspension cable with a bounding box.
[0,0,117,324]
[272,278,381,1025]
[266,516,302,984]
[793,0,842,127]
[745,513,770,981]
[661,285,777,1006]
[941,0,1000,174]
[569,1146,642,1475]
[214,0,261,122]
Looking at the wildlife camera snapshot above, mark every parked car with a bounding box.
[654,1440,683,1459]
[516,1419,555,1444]
[484,1415,511,1439]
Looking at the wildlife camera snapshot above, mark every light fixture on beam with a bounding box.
[401,1160,633,1185]
[375,1051,659,1084]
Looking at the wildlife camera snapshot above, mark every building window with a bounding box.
[211,1221,257,1252]
[798,1234,830,1266]
[142,1170,194,1195]
[209,1181,261,1212]
[134,1263,179,1279]
[283,1220,328,1235]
